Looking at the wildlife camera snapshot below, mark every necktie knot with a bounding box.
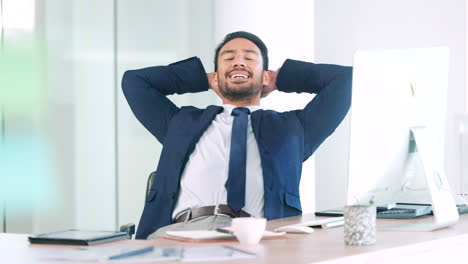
[231,107,250,116]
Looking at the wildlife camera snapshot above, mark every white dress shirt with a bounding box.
[172,104,264,219]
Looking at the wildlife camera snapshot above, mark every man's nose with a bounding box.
[233,56,246,67]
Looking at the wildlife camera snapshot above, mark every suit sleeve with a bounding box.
[121,57,209,144]
[276,59,353,160]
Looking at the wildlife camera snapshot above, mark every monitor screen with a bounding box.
[347,47,449,207]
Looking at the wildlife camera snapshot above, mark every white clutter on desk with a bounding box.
[274,217,344,234]
[274,225,314,234]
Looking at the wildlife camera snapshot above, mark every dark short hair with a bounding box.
[214,31,269,71]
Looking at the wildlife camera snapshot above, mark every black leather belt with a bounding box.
[174,204,250,223]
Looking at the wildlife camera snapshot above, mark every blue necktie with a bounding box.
[225,107,250,212]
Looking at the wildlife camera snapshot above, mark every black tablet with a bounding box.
[28,229,130,245]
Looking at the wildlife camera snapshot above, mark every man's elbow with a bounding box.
[341,66,353,113]
[344,66,353,86]
[121,70,136,95]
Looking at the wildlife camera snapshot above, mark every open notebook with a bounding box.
[164,230,286,242]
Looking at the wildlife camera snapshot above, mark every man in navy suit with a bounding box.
[122,31,352,239]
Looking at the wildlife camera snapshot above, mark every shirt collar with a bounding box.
[222,104,261,115]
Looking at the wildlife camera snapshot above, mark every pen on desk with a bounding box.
[216,227,234,235]
[108,246,154,260]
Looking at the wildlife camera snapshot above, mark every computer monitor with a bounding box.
[347,47,459,230]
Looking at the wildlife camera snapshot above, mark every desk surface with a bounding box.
[2,214,468,264]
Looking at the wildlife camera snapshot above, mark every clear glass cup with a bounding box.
[344,205,376,246]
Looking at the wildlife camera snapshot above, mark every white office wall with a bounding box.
[1,2,40,234]
[29,0,117,233]
[461,116,468,192]
[32,0,119,233]
[314,0,467,210]
[213,0,316,214]
[1,0,77,234]
[465,2,468,194]
[31,0,76,234]
[73,0,117,230]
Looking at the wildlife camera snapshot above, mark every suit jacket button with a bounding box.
[171,192,176,199]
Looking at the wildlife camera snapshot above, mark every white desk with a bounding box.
[2,214,468,263]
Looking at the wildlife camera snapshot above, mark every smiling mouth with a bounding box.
[230,73,249,79]
[227,70,251,81]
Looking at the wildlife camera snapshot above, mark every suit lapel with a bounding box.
[250,110,273,192]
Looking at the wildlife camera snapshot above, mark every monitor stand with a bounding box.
[379,126,459,231]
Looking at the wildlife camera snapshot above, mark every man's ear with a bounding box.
[213,72,219,88]
[207,72,219,91]
[262,70,271,86]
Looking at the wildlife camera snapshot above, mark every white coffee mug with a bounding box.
[231,217,267,245]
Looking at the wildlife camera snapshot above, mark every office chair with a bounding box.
[119,171,156,239]
[146,171,156,197]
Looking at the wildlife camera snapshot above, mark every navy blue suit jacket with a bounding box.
[122,57,352,239]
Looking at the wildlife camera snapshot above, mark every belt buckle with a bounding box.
[174,208,191,223]
[184,209,192,222]
[214,204,229,217]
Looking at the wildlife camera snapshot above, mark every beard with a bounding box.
[217,74,263,102]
